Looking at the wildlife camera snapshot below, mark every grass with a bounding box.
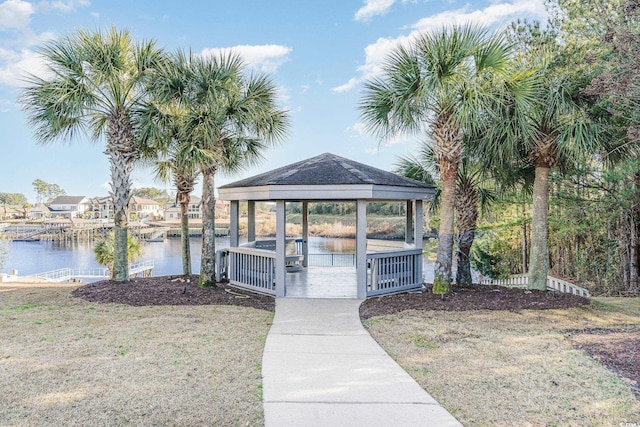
[364,298,640,427]
[0,287,272,426]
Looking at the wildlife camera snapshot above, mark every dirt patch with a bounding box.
[360,285,590,319]
[72,275,275,311]
[568,329,640,398]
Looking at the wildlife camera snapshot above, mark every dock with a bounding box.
[29,260,155,282]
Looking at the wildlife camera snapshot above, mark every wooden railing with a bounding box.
[366,249,423,297]
[481,274,590,297]
[228,247,276,296]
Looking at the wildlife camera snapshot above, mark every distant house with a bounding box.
[129,196,162,219]
[48,196,90,219]
[0,205,24,220]
[164,195,202,220]
[28,204,51,219]
[87,196,162,220]
[216,199,230,219]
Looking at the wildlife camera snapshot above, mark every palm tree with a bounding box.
[397,144,496,286]
[138,81,205,276]
[94,232,143,279]
[525,79,599,289]
[149,51,289,287]
[360,25,512,293]
[482,49,601,289]
[21,27,164,282]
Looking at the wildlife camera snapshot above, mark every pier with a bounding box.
[29,260,155,282]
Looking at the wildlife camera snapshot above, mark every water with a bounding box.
[1,236,355,279]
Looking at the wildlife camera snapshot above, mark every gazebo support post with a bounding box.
[405,201,414,245]
[230,200,239,248]
[414,200,424,284]
[247,201,256,243]
[356,200,367,299]
[302,201,309,268]
[275,200,286,297]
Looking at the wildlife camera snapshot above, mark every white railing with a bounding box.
[32,268,75,282]
[30,259,155,282]
[228,247,276,296]
[306,253,356,267]
[481,274,590,297]
[128,260,154,277]
[367,249,423,297]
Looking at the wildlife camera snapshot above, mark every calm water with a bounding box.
[1,236,355,279]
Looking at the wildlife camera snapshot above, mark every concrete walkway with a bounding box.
[262,298,463,426]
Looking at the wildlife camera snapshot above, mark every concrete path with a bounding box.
[262,298,463,427]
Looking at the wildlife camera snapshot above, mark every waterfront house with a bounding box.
[164,196,202,220]
[28,204,51,219]
[0,205,24,220]
[48,196,91,219]
[87,196,162,220]
[129,196,162,219]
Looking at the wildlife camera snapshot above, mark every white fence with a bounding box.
[366,249,423,297]
[228,247,276,296]
[481,273,590,297]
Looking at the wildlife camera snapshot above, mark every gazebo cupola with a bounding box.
[218,153,435,299]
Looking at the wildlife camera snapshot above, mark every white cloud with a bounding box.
[275,85,290,104]
[90,11,98,18]
[335,0,547,92]
[0,0,34,30]
[365,146,379,154]
[348,120,411,144]
[38,0,90,13]
[200,44,292,73]
[332,77,359,93]
[0,47,48,87]
[355,0,396,21]
[412,0,546,32]
[347,122,368,137]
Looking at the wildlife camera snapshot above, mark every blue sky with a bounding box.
[0,0,547,202]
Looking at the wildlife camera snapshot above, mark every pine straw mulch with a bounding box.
[359,284,590,319]
[72,275,275,311]
[567,328,640,398]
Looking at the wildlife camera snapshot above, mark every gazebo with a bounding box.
[217,153,435,299]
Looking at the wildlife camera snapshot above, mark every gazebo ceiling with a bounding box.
[218,153,435,201]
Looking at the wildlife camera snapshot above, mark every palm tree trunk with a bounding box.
[106,113,135,283]
[455,183,479,287]
[199,168,217,287]
[521,200,528,274]
[455,229,475,286]
[179,195,191,276]
[528,164,550,290]
[434,162,457,293]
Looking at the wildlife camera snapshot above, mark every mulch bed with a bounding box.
[567,329,640,398]
[72,275,275,311]
[359,285,590,319]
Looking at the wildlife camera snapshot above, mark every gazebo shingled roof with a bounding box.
[218,153,433,201]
